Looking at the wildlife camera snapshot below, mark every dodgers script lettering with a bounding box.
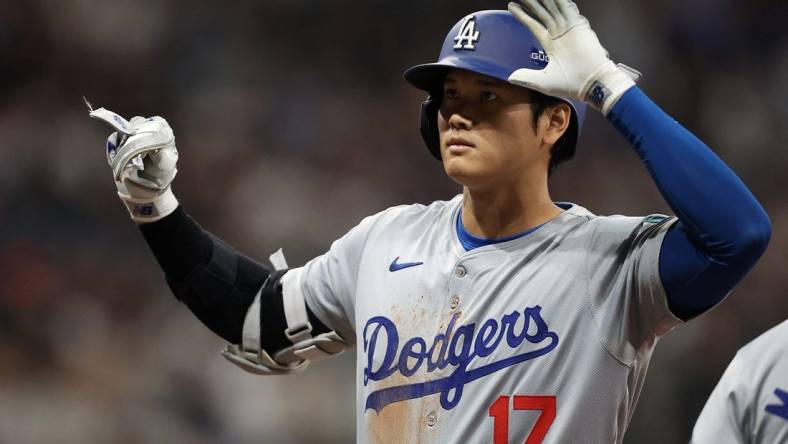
[362,305,559,413]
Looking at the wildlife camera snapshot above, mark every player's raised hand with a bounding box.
[89,106,179,223]
[507,0,640,115]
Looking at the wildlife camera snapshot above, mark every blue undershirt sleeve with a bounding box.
[606,87,771,321]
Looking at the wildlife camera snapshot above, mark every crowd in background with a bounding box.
[1,1,787,442]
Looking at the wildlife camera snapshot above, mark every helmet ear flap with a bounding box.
[419,92,443,160]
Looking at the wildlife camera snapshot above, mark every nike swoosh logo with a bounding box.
[389,256,424,272]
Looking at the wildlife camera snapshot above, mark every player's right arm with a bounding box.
[96,113,349,374]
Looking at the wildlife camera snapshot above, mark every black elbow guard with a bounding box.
[167,233,270,344]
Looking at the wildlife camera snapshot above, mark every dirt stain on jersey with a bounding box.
[366,373,422,444]
[365,306,463,444]
[366,300,453,444]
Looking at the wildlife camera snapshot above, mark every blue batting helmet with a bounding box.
[404,10,586,166]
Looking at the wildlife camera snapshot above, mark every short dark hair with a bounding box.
[529,91,577,176]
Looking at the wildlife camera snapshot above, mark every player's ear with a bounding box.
[540,103,571,147]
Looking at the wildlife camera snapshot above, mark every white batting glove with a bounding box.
[89,106,179,223]
[507,0,641,115]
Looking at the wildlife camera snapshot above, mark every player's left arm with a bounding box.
[509,0,771,321]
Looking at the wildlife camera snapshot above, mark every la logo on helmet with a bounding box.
[453,16,480,50]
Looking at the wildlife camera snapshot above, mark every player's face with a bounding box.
[437,69,567,190]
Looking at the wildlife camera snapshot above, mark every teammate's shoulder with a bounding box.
[737,319,788,359]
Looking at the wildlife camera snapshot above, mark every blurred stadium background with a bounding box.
[1,1,787,442]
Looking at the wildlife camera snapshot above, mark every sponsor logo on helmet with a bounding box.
[453,15,480,50]
[530,48,549,68]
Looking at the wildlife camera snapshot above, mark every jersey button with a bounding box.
[449,295,460,310]
[426,411,437,427]
[454,265,467,278]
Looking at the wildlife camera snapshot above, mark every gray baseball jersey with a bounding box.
[288,195,681,443]
[692,320,788,444]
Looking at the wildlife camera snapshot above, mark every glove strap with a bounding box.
[582,62,641,115]
[118,187,179,223]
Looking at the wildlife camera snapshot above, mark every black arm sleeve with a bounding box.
[138,206,330,353]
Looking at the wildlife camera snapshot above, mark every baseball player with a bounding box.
[91,1,771,442]
[691,320,788,444]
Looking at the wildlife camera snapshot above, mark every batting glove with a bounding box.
[507,0,641,115]
[90,106,179,223]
